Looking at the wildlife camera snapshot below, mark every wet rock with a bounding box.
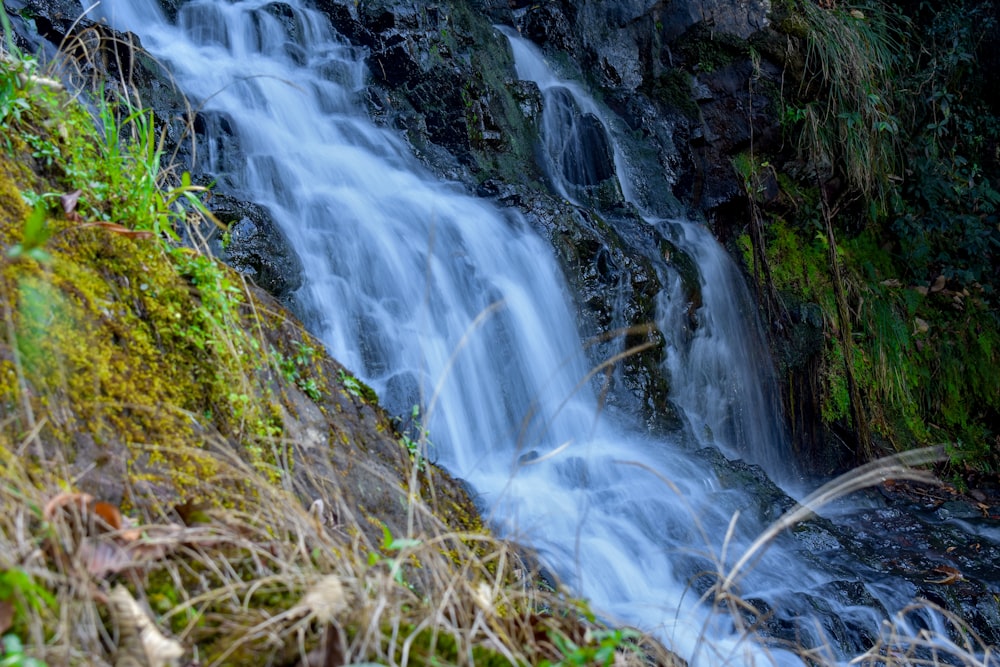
[508,0,775,224]
[691,448,1000,655]
[503,189,688,433]
[155,0,183,22]
[315,1,376,47]
[185,111,245,189]
[306,4,691,428]
[517,3,578,54]
[208,194,304,302]
[5,0,142,84]
[695,447,797,522]
[314,0,543,187]
[368,35,422,87]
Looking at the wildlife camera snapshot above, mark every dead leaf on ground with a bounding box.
[61,189,82,222]
[44,492,125,533]
[42,492,189,578]
[79,540,134,579]
[91,501,125,531]
[110,585,185,667]
[43,491,95,521]
[80,524,187,579]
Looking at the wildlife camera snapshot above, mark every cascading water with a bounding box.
[500,28,792,481]
[81,2,980,665]
[655,222,794,481]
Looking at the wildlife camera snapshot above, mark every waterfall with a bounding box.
[81,2,952,665]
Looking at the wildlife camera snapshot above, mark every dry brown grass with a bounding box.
[0,430,691,667]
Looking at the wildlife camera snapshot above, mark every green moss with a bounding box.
[745,159,1000,468]
[0,55,306,505]
[673,24,750,73]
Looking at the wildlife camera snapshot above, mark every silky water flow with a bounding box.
[83,3,970,664]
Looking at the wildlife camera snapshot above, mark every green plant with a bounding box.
[0,71,29,128]
[92,94,215,241]
[0,634,46,667]
[399,404,431,471]
[6,202,51,264]
[22,134,58,169]
[337,368,361,398]
[888,0,1000,303]
[541,627,640,667]
[0,569,54,628]
[0,568,53,666]
[792,0,905,214]
[277,342,322,401]
[367,523,422,587]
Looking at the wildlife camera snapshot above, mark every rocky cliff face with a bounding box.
[307,0,770,434]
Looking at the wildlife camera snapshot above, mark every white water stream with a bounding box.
[82,2,944,664]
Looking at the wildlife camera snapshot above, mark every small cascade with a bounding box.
[655,219,792,480]
[501,28,792,480]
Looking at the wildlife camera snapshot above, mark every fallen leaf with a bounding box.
[79,539,133,578]
[110,585,185,667]
[61,189,83,222]
[930,275,947,293]
[92,501,124,531]
[60,189,81,214]
[44,492,125,533]
[81,525,185,579]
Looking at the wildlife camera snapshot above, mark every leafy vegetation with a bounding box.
[277,341,323,401]
[740,0,1000,473]
[398,404,432,471]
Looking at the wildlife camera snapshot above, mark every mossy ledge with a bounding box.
[0,39,680,667]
